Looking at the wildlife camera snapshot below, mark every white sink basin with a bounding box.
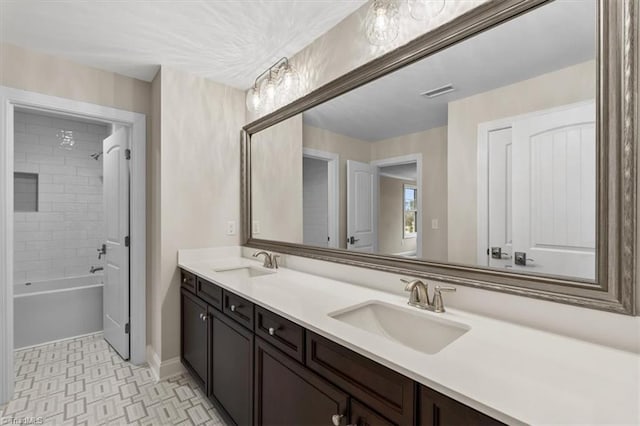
[329,301,470,354]
[213,266,275,279]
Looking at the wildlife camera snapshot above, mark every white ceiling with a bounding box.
[0,0,366,89]
[303,0,596,141]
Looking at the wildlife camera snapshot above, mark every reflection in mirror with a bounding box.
[251,0,597,281]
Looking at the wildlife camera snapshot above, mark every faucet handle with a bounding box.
[272,254,280,269]
[433,286,456,313]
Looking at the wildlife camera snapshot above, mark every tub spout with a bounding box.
[90,266,103,274]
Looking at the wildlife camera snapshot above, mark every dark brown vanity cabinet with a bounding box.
[255,338,349,426]
[180,268,505,426]
[419,386,504,426]
[180,288,209,390]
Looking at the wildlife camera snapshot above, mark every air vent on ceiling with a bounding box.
[421,84,455,98]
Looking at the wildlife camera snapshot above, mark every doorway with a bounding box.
[302,148,339,248]
[0,87,146,404]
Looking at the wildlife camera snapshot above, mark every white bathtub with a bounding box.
[14,275,103,349]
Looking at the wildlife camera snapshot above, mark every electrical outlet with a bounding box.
[431,219,439,230]
[226,221,236,235]
[252,220,261,234]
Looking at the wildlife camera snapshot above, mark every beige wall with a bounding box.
[252,115,303,244]
[1,43,150,115]
[378,176,417,255]
[371,126,448,261]
[447,60,596,265]
[303,124,370,248]
[156,67,245,360]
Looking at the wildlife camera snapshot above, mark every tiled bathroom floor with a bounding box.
[0,333,226,425]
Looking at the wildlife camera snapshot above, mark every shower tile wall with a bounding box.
[13,111,109,284]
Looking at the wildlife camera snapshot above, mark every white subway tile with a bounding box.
[39,222,66,231]
[52,230,87,240]
[38,202,52,212]
[26,212,64,222]
[38,174,54,184]
[40,193,76,203]
[15,231,52,242]
[87,203,103,212]
[15,259,51,272]
[22,112,53,126]
[77,167,102,177]
[14,133,39,145]
[64,158,102,168]
[50,117,88,132]
[87,177,103,186]
[14,213,26,222]
[39,248,77,260]
[14,242,26,251]
[75,194,102,203]
[87,123,109,136]
[14,250,40,262]
[14,222,39,232]
[39,164,77,175]
[14,162,39,173]
[53,175,88,185]
[60,255,93,267]
[39,184,65,194]
[14,271,26,284]
[25,153,65,165]
[25,240,61,250]
[65,184,102,194]
[14,143,53,155]
[51,203,87,213]
[63,238,101,249]
[14,152,26,162]
[26,268,65,282]
[64,266,93,277]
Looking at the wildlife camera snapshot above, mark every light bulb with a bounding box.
[246,86,261,113]
[365,0,400,46]
[408,0,445,21]
[259,77,277,113]
[279,65,300,104]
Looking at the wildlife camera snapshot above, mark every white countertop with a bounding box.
[178,252,640,425]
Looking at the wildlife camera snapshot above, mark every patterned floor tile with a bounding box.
[1,333,228,425]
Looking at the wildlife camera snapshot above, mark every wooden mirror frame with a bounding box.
[242,0,637,314]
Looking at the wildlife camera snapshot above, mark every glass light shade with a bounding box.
[259,76,277,113]
[57,130,75,150]
[246,86,261,113]
[365,0,400,46]
[279,65,300,104]
[407,0,445,21]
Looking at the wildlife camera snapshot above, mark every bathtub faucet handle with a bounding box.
[97,244,106,259]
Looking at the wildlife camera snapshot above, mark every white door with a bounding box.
[103,128,130,359]
[487,127,513,269]
[347,160,377,252]
[512,102,596,279]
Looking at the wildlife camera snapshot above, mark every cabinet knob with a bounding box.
[268,327,276,336]
[199,313,203,319]
[183,277,187,283]
[331,414,343,426]
[230,304,236,312]
[201,313,208,322]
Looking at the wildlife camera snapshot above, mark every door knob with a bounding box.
[514,252,534,266]
[348,236,359,245]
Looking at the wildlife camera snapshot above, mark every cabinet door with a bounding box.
[180,289,208,390]
[255,338,349,426]
[211,309,253,426]
[419,386,504,426]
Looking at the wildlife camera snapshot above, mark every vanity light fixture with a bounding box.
[246,57,300,114]
[365,0,401,46]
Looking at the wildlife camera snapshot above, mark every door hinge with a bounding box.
[125,236,130,247]
[125,323,130,334]
[125,149,131,160]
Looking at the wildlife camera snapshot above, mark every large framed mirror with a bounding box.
[242,0,637,314]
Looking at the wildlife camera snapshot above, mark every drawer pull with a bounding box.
[268,327,276,336]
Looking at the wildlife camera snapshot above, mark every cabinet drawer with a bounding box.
[180,269,196,293]
[223,290,254,329]
[255,306,305,363]
[197,277,223,310]
[306,332,415,425]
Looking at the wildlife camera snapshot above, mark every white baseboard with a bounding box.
[146,345,185,382]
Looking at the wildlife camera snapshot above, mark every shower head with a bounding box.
[90,152,103,160]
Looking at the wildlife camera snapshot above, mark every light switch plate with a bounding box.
[431,219,439,229]
[252,220,261,234]
[226,221,236,235]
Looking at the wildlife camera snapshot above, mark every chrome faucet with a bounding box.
[90,266,104,274]
[253,251,280,269]
[401,278,456,313]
